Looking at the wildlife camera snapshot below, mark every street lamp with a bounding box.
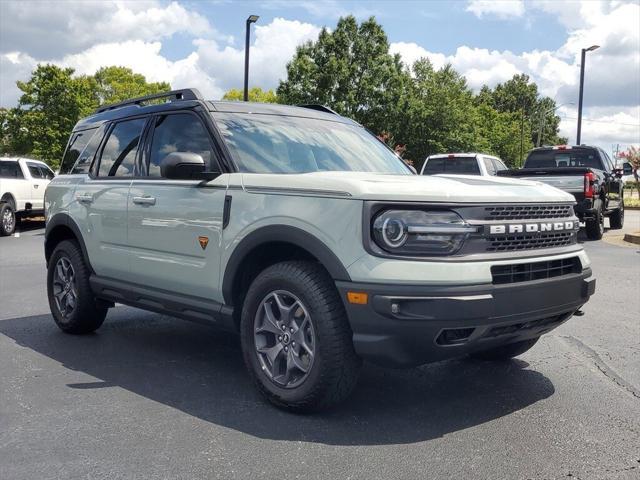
[536,102,574,147]
[244,14,260,102]
[576,44,599,145]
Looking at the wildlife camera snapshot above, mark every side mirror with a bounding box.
[623,162,633,175]
[160,152,219,180]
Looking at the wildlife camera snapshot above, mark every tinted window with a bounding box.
[71,125,106,174]
[98,118,146,177]
[60,128,97,174]
[524,149,604,169]
[423,156,481,175]
[40,166,55,179]
[493,158,508,172]
[215,113,410,174]
[0,161,24,179]
[148,114,215,177]
[27,162,43,178]
[483,158,496,175]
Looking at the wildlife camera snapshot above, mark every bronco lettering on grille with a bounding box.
[487,221,578,235]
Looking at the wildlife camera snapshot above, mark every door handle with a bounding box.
[132,196,156,206]
[76,193,94,204]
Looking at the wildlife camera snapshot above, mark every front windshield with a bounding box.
[214,112,411,174]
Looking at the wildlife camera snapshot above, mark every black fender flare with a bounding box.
[222,225,351,304]
[44,212,93,272]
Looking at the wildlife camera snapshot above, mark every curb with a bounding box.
[623,232,640,245]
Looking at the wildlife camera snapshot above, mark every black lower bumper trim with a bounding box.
[336,269,594,367]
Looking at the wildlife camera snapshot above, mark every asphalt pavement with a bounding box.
[1,214,639,480]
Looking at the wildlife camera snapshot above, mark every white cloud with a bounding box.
[389,42,447,70]
[0,1,213,58]
[466,0,525,19]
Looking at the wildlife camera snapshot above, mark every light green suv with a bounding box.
[44,89,595,411]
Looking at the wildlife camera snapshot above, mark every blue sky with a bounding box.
[1,0,638,151]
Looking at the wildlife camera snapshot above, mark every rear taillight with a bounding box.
[584,172,595,198]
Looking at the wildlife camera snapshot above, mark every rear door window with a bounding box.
[40,166,55,179]
[98,118,146,177]
[492,158,508,172]
[0,161,24,179]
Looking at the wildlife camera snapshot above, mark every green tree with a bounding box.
[2,65,172,167]
[480,73,566,150]
[2,64,97,167]
[94,66,170,105]
[277,16,409,138]
[222,87,278,103]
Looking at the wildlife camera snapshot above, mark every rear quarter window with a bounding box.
[60,128,98,174]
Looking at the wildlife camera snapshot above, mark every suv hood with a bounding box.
[238,171,575,203]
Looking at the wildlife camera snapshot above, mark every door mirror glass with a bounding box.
[622,162,633,175]
[160,152,219,180]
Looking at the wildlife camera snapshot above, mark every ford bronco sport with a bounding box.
[44,89,595,411]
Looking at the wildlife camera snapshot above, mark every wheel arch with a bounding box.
[1,192,17,210]
[222,225,351,313]
[45,213,93,271]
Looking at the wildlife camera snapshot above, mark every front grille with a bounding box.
[481,312,572,339]
[484,204,573,221]
[491,257,581,285]
[486,232,574,252]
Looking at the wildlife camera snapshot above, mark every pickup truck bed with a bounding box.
[498,146,625,240]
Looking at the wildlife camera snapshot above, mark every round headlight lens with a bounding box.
[381,217,408,247]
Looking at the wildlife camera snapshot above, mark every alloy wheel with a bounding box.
[52,257,77,319]
[253,290,316,388]
[2,208,14,233]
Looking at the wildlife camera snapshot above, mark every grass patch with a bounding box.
[624,197,640,208]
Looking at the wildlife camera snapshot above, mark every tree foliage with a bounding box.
[0,65,170,168]
[277,15,565,169]
[278,16,408,138]
[222,87,278,103]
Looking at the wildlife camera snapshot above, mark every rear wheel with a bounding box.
[47,240,107,334]
[470,337,539,361]
[585,202,604,240]
[0,203,16,236]
[240,261,361,412]
[609,200,624,230]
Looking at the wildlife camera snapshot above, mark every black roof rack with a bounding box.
[297,104,339,115]
[95,88,204,114]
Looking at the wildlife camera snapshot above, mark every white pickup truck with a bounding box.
[0,157,55,236]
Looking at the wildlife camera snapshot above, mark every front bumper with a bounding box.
[337,269,595,367]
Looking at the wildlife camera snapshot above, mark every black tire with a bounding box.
[240,260,361,412]
[609,201,624,230]
[585,201,605,240]
[47,240,107,334]
[470,337,539,361]
[0,202,16,236]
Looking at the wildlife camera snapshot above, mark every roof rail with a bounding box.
[297,104,339,115]
[95,88,204,114]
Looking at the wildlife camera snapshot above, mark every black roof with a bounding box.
[73,88,351,131]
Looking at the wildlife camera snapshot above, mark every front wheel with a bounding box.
[47,240,107,334]
[0,203,16,236]
[469,337,539,361]
[240,261,361,412]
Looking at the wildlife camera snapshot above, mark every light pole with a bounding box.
[244,14,260,102]
[576,44,599,145]
[536,102,574,147]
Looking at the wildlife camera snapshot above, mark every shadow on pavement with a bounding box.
[0,308,555,446]
[16,218,45,233]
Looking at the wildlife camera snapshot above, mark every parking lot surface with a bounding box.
[1,214,639,480]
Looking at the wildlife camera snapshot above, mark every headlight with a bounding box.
[372,209,476,256]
